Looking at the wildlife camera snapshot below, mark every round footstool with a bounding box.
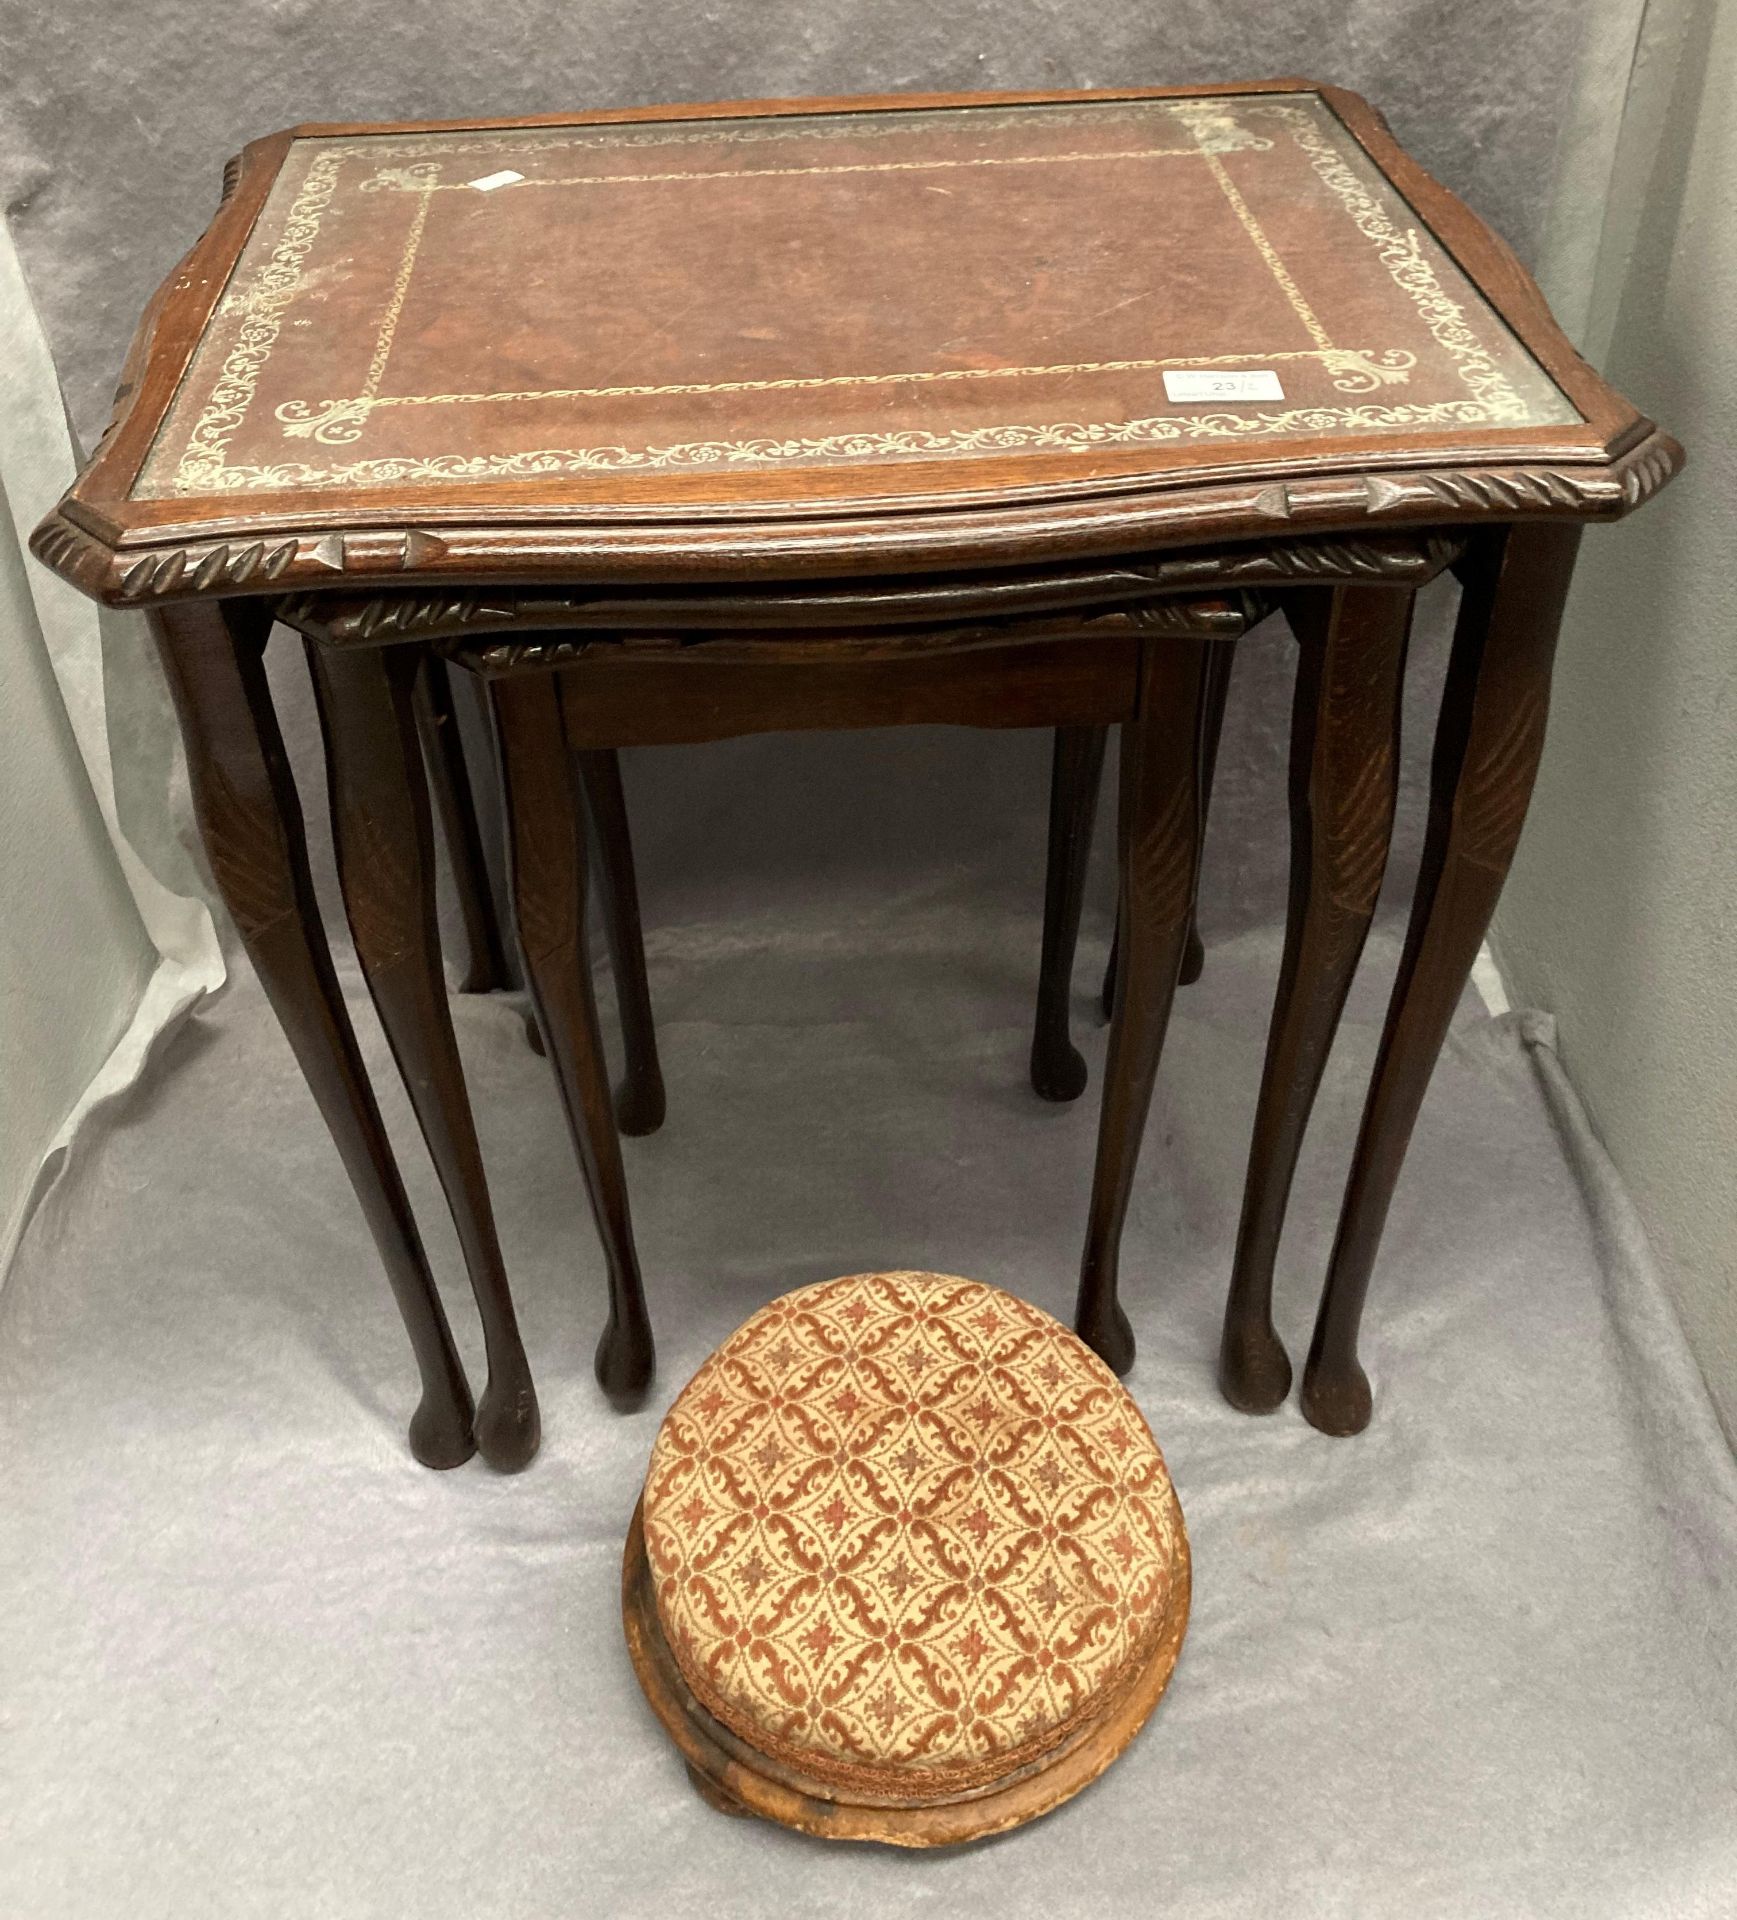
[622,1270,1190,1845]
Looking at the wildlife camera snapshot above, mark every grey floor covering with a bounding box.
[3,724,1736,1919]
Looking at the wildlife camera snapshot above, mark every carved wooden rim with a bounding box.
[620,1499,1192,1847]
[41,434,1673,611]
[268,531,1460,650]
[448,605,1249,676]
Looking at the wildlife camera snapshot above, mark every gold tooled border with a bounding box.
[199,400,1497,491]
[1269,103,1535,422]
[154,94,1562,497]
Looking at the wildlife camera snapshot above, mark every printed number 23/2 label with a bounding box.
[1162,369,1285,403]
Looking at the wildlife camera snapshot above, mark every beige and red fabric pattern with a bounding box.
[640,1270,1188,1800]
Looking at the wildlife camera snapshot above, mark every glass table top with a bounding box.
[135,93,1578,501]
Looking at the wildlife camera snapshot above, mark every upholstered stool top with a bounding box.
[637,1271,1189,1816]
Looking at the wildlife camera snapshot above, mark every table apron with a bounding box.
[547,633,1143,746]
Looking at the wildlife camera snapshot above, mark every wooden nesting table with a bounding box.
[32,83,1679,1469]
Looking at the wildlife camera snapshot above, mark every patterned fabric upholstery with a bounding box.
[641,1271,1186,1799]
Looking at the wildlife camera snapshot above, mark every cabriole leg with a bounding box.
[1075,635,1216,1373]
[488,671,655,1409]
[1302,523,1582,1435]
[151,601,475,1469]
[1218,584,1412,1414]
[311,641,540,1471]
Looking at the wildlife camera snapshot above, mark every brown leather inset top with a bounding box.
[134,92,1576,502]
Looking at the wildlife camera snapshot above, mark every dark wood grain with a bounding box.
[1101,636,1234,1017]
[574,749,666,1137]
[310,640,540,1469]
[34,438,1677,609]
[1075,635,1216,1373]
[489,671,656,1410]
[1031,725,1110,1102]
[281,534,1459,649]
[1218,583,1412,1414]
[1184,641,1237,985]
[504,627,1148,743]
[151,600,475,1467]
[411,655,513,994]
[1301,523,1582,1434]
[412,667,662,1142]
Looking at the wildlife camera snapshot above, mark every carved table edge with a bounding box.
[29,429,1680,615]
[263,531,1458,651]
[438,597,1257,676]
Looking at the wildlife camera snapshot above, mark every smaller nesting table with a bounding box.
[32,82,1680,1468]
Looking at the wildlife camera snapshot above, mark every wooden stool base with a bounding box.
[622,1501,1191,1847]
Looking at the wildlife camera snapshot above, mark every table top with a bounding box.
[136,92,1576,496]
[33,84,1679,607]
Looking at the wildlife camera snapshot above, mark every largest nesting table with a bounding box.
[32,83,1679,1470]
